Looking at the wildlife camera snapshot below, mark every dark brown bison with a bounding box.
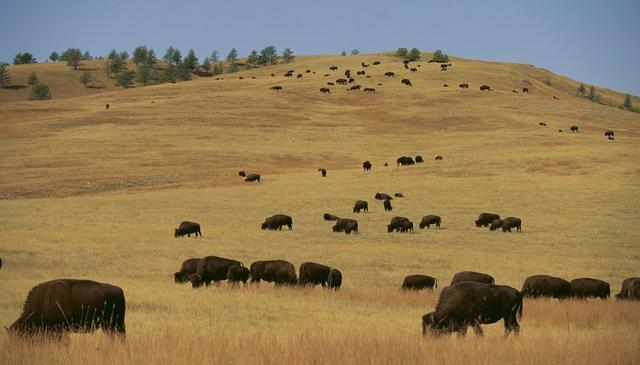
[244,173,261,182]
[570,278,610,299]
[353,200,368,213]
[435,155,443,160]
[388,216,411,233]
[327,82,335,86]
[344,70,351,77]
[384,199,393,211]
[410,67,417,73]
[522,87,529,93]
[336,78,348,85]
[361,62,369,67]
[306,69,311,73]
[349,85,361,91]
[318,168,327,176]
[539,122,547,126]
[397,156,415,166]
[402,275,437,290]
[400,220,414,233]
[189,256,243,288]
[372,61,380,65]
[250,260,297,286]
[608,135,615,140]
[175,221,202,238]
[415,155,424,163]
[615,278,640,300]
[570,125,579,132]
[422,282,522,336]
[105,103,110,109]
[443,84,449,87]
[239,170,246,177]
[604,130,614,137]
[401,78,412,86]
[419,215,441,229]
[296,74,303,78]
[375,192,393,201]
[271,85,283,91]
[323,213,340,221]
[357,70,366,75]
[329,66,338,71]
[475,213,500,227]
[520,275,571,299]
[363,87,375,92]
[394,193,404,198]
[480,85,492,91]
[559,129,563,132]
[501,217,522,232]
[459,83,469,89]
[174,258,201,283]
[299,262,341,290]
[489,218,503,231]
[363,160,372,171]
[320,88,331,94]
[348,77,355,83]
[451,271,495,285]
[261,214,293,230]
[333,218,358,234]
[227,263,250,287]
[384,71,395,77]
[9,279,126,338]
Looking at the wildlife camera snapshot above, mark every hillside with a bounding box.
[0,52,639,364]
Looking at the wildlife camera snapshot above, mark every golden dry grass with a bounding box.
[0,52,639,364]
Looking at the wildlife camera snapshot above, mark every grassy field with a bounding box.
[0,52,639,364]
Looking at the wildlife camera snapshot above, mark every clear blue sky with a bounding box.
[1,0,638,95]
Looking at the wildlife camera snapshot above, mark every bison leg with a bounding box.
[471,320,484,336]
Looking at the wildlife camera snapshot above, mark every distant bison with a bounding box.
[353,200,369,213]
[475,213,500,227]
[238,171,246,177]
[320,88,331,94]
[227,263,250,287]
[422,282,522,336]
[333,218,358,234]
[349,85,361,91]
[189,256,243,288]
[415,155,424,163]
[261,214,293,230]
[8,279,126,338]
[244,173,260,182]
[394,193,404,198]
[480,85,492,91]
[459,83,469,89]
[357,70,366,75]
[174,258,201,283]
[570,125,579,132]
[270,86,283,91]
[318,168,327,177]
[451,271,495,285]
[372,61,380,65]
[489,218,503,231]
[402,275,437,290]
[384,72,395,77]
[520,275,571,299]
[435,155,443,160]
[501,217,522,232]
[388,216,411,233]
[105,103,110,109]
[401,78,412,86]
[323,213,340,221]
[363,87,375,92]
[522,87,529,93]
[363,160,372,171]
[299,262,342,289]
[383,199,393,211]
[397,156,415,166]
[615,278,640,300]
[336,79,348,85]
[570,278,610,299]
[375,192,393,201]
[250,260,297,286]
[539,122,547,126]
[175,221,202,238]
[419,215,441,229]
[410,67,417,73]
[604,130,614,137]
[327,82,335,86]
[399,220,414,233]
[329,66,338,71]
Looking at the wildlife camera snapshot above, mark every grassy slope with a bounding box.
[0,53,639,364]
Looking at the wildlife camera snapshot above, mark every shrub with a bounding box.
[49,51,59,62]
[115,70,135,88]
[282,48,295,63]
[394,48,408,59]
[0,64,10,87]
[577,83,586,95]
[407,48,421,62]
[622,94,632,109]
[431,50,449,63]
[27,72,38,85]
[79,71,93,87]
[29,82,51,100]
[13,52,36,65]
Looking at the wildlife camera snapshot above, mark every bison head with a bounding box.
[261,222,269,230]
[174,272,186,283]
[174,229,180,237]
[189,274,203,288]
[387,224,394,233]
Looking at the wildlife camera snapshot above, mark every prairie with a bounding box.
[0,52,639,364]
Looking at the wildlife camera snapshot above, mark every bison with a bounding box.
[522,87,529,93]
[261,214,293,230]
[410,67,418,73]
[435,155,443,160]
[349,85,361,91]
[105,103,110,110]
[323,213,340,221]
[333,218,358,234]
[604,130,614,137]
[402,275,437,290]
[363,160,372,171]
[459,83,469,89]
[397,156,415,166]
[320,88,331,94]
[489,218,503,231]
[400,220,414,233]
[475,213,500,227]
[227,263,250,287]
[383,199,393,211]
[189,256,243,288]
[501,217,522,232]
[327,82,335,86]
[271,85,283,91]
[422,282,522,336]
[238,171,246,177]
[539,122,547,127]
[336,78,348,85]
[353,200,368,213]
[570,278,610,299]
[419,215,441,229]
[388,216,411,233]
[363,87,375,92]
[384,71,395,77]
[244,173,261,182]
[480,85,492,91]
[329,66,338,71]
[401,78,412,86]
[451,271,495,285]
[415,155,424,163]
[372,61,380,65]
[394,193,404,198]
[175,221,202,238]
[9,279,126,338]
[615,278,640,300]
[250,260,297,286]
[299,262,341,290]
[520,275,571,299]
[174,258,201,283]
[570,125,579,132]
[318,168,327,177]
[375,192,393,201]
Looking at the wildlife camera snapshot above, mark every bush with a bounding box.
[340,51,347,56]
[394,48,408,59]
[80,71,93,87]
[0,64,10,87]
[282,48,295,63]
[27,72,38,85]
[431,50,449,63]
[577,83,586,95]
[586,85,600,102]
[116,70,135,88]
[13,52,36,65]
[622,94,632,109]
[212,64,224,75]
[49,51,59,62]
[29,82,51,100]
[350,49,360,55]
[407,48,421,62]
[227,63,238,73]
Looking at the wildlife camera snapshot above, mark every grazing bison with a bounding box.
[501,217,522,232]
[397,156,415,166]
[336,78,348,85]
[372,61,381,65]
[363,160,372,171]
[402,275,437,290]
[330,66,338,71]
[299,262,341,289]
[419,215,441,229]
[349,85,361,91]
[459,83,469,88]
[261,214,293,230]
[400,220,414,233]
[480,85,492,91]
[357,70,366,75]
[353,200,369,213]
[410,67,417,73]
[570,125,579,132]
[318,168,327,177]
[306,69,311,73]
[284,73,293,77]
[394,193,404,198]
[344,70,351,77]
[375,192,393,201]
[522,87,529,93]
[489,219,503,231]
[415,155,424,163]
[422,282,522,336]
[388,216,411,233]
[558,129,563,133]
[361,62,369,67]
[270,85,283,91]
[189,256,243,288]
[443,84,449,87]
[570,278,610,299]
[323,213,340,221]
[239,76,244,80]
[615,278,640,300]
[520,275,571,299]
[348,78,355,83]
[327,82,335,86]
[604,130,614,137]
[384,71,395,77]
[475,213,500,227]
[363,87,375,92]
[244,173,260,182]
[271,73,275,77]
[105,103,110,110]
[435,155,443,160]
[401,78,412,86]
[175,221,202,238]
[451,271,495,285]
[320,87,331,94]
[238,171,246,177]
[383,199,393,211]
[174,258,201,283]
[333,218,358,234]
[250,260,297,286]
[227,264,250,287]
[297,74,303,78]
[9,279,126,338]
[539,122,547,126]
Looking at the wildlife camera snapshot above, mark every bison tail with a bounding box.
[516,296,524,320]
[435,278,438,289]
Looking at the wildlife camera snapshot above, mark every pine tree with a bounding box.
[29,82,51,100]
[79,71,92,87]
[146,49,157,64]
[49,51,59,62]
[183,49,198,71]
[247,50,259,67]
[210,50,219,62]
[212,63,224,75]
[350,49,360,55]
[340,51,347,56]
[13,52,36,65]
[164,63,178,83]
[226,48,238,63]
[82,51,93,60]
[577,83,586,95]
[623,94,632,109]
[0,64,11,88]
[259,46,278,65]
[136,64,152,85]
[201,57,211,72]
[282,48,295,63]
[27,72,38,85]
[116,70,135,88]
[395,48,408,59]
[431,50,449,63]
[133,46,149,65]
[107,49,119,60]
[587,85,599,101]
[110,55,125,76]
